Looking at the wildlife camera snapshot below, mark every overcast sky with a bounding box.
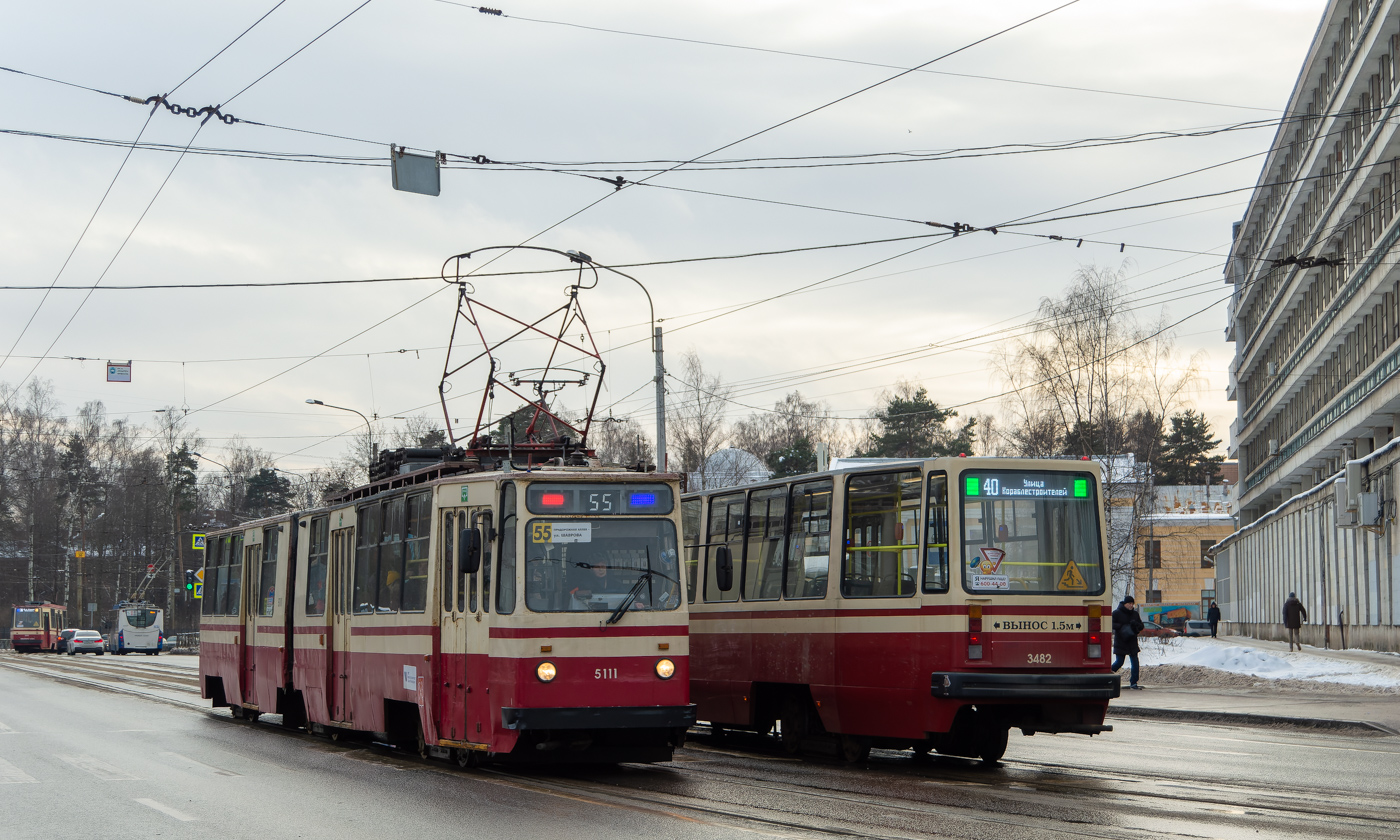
[0,0,1325,473]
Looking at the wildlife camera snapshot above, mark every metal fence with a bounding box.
[167,631,200,654]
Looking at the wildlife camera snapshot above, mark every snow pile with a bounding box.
[1138,638,1400,688]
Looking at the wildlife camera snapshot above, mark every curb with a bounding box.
[1108,705,1400,736]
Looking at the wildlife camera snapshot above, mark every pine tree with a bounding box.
[1156,410,1224,485]
[858,384,975,459]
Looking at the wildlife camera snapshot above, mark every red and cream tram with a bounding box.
[10,602,67,653]
[683,457,1119,763]
[200,451,692,764]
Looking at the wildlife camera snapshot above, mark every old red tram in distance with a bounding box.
[683,457,1119,763]
[10,602,67,652]
[200,448,692,764]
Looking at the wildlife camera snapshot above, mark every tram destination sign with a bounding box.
[963,471,1092,500]
[525,482,673,515]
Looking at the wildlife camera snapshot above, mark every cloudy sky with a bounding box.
[0,0,1325,473]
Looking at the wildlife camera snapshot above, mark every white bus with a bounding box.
[107,602,164,655]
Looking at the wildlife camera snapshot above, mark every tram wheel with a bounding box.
[976,726,1008,765]
[840,735,871,764]
[456,749,480,769]
[911,741,932,761]
[328,728,342,742]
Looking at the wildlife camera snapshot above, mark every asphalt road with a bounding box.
[2,653,1397,839]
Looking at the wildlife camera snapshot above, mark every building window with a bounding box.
[1144,540,1162,569]
[1201,589,1216,601]
[1145,590,1162,604]
[1200,539,1215,569]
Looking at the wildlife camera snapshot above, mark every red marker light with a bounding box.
[541,493,566,507]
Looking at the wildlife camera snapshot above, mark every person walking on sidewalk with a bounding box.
[1112,595,1145,690]
[1283,592,1308,651]
[1207,601,1221,638]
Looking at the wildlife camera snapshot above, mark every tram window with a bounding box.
[305,516,329,616]
[681,499,701,604]
[223,534,243,616]
[784,480,832,599]
[923,472,950,593]
[959,470,1105,594]
[442,511,457,613]
[354,503,382,614]
[402,493,431,613]
[377,495,406,612]
[204,537,223,616]
[245,544,262,616]
[842,471,920,598]
[497,484,517,614]
[743,487,786,601]
[467,513,479,613]
[704,493,743,602]
[481,508,493,615]
[259,527,280,616]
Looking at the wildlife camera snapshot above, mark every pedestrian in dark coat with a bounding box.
[1111,595,1145,689]
[1283,592,1308,651]
[1207,601,1221,638]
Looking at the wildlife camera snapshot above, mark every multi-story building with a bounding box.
[1221,0,1400,649]
[1133,483,1236,629]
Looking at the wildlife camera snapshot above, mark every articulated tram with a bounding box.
[683,457,1119,763]
[200,450,691,764]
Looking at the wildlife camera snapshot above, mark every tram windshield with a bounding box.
[123,608,160,628]
[959,470,1105,595]
[524,519,682,613]
[13,609,42,628]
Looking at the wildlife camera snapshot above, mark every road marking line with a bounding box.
[57,754,139,780]
[160,751,241,776]
[0,757,37,784]
[135,798,197,822]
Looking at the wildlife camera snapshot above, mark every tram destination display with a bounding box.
[962,471,1092,500]
[526,482,673,515]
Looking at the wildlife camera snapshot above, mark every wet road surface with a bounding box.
[2,652,1396,839]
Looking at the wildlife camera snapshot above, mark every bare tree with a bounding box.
[992,264,1199,595]
[592,415,654,467]
[666,351,731,488]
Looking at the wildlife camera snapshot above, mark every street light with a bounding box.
[306,399,377,468]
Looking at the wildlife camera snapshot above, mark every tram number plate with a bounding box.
[594,668,618,680]
[1026,653,1053,665]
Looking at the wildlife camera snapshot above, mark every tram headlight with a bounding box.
[536,661,557,683]
[655,658,675,680]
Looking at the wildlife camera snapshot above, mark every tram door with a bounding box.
[440,506,493,743]
[329,527,356,723]
[242,539,260,705]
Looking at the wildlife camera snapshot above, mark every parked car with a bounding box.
[1183,619,1212,637]
[67,629,106,655]
[1139,620,1180,638]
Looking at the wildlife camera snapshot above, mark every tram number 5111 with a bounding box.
[594,668,618,680]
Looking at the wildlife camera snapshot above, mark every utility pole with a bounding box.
[654,326,667,472]
[28,509,36,601]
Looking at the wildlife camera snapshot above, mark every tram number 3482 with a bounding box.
[595,668,618,679]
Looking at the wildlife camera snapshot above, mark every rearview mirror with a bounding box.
[459,528,482,575]
[715,545,734,592]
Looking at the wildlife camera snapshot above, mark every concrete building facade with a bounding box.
[1221,1,1400,650]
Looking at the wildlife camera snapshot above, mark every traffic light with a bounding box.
[184,569,195,591]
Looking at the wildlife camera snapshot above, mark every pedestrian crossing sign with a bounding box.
[1057,559,1088,590]
[192,533,206,550]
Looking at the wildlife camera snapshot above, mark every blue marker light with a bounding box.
[630,492,657,506]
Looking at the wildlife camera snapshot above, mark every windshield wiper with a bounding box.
[606,546,655,626]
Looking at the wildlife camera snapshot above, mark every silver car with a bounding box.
[67,629,106,655]
[1183,619,1212,637]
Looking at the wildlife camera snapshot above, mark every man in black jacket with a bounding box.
[1112,595,1145,690]
[1207,601,1222,638]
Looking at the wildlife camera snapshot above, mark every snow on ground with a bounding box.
[1138,637,1400,688]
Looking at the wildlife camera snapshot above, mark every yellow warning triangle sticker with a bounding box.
[1057,559,1087,590]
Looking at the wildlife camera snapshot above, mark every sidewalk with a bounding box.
[1109,634,1400,735]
